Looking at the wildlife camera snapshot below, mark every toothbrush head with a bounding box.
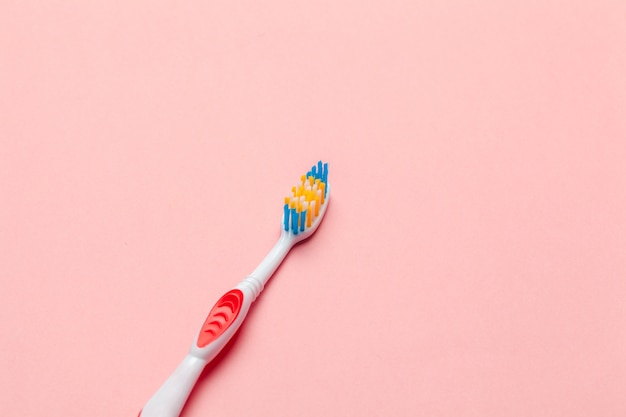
[282,160,330,242]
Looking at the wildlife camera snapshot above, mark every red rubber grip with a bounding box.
[196,289,244,348]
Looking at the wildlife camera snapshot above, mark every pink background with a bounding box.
[1,1,625,416]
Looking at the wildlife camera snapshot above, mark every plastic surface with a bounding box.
[139,355,207,417]
[197,289,244,348]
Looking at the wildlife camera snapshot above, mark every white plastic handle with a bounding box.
[139,274,270,417]
[138,354,207,417]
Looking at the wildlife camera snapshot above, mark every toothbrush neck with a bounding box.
[244,234,293,295]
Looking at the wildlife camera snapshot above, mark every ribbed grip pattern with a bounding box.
[240,275,264,299]
[196,289,244,348]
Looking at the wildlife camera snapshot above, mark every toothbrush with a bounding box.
[139,161,330,417]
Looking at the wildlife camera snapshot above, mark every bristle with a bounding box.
[306,206,312,227]
[283,161,328,234]
[291,208,298,234]
[283,204,290,231]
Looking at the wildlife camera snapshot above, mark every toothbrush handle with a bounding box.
[138,354,207,417]
[139,279,261,417]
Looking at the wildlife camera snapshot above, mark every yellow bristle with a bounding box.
[309,176,314,186]
[320,183,326,205]
[284,197,290,205]
[306,206,312,227]
[314,198,320,216]
[290,199,296,209]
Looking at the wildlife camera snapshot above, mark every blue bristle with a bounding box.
[317,161,323,178]
[291,208,298,234]
[323,163,329,196]
[300,211,306,232]
[283,204,290,231]
[311,165,316,178]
